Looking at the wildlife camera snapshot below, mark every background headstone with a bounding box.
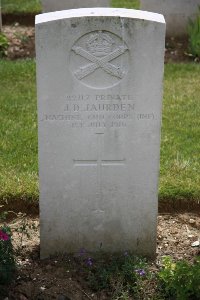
[42,0,110,12]
[140,0,200,37]
[36,8,165,259]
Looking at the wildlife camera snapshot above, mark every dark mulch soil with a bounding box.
[165,36,198,63]
[2,25,199,63]
[0,213,199,299]
[2,13,36,26]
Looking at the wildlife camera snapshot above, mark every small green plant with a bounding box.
[73,250,150,298]
[0,33,9,58]
[15,213,37,250]
[188,6,200,58]
[158,256,200,300]
[0,226,16,284]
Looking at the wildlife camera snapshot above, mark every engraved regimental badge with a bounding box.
[70,31,129,89]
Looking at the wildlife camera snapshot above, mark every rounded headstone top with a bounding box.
[35,7,165,25]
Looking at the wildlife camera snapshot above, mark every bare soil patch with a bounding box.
[2,25,199,63]
[0,213,199,299]
[2,13,36,26]
[165,36,198,63]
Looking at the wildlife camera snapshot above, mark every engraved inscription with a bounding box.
[64,103,134,112]
[41,93,156,129]
[70,31,130,89]
[137,113,154,120]
[65,94,132,101]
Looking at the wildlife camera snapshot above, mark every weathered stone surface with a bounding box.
[36,8,165,259]
[42,0,110,13]
[140,0,200,36]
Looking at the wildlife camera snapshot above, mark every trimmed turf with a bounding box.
[111,0,140,9]
[0,60,200,204]
[1,0,41,14]
[160,63,200,201]
[1,0,139,14]
[0,60,38,202]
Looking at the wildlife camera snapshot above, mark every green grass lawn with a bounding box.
[1,0,139,14]
[160,64,200,201]
[1,0,42,14]
[112,0,140,9]
[0,60,38,202]
[0,60,200,204]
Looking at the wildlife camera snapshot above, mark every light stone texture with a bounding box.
[140,0,200,36]
[36,8,165,259]
[42,0,110,12]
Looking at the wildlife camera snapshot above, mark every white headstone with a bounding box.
[140,0,200,36]
[36,8,165,259]
[42,0,110,13]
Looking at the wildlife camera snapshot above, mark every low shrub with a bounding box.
[158,256,200,300]
[0,33,9,57]
[71,250,151,299]
[188,6,200,58]
[0,226,16,284]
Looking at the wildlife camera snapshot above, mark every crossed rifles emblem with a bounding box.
[72,41,128,80]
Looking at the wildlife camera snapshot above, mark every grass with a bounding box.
[0,60,200,204]
[0,60,38,203]
[160,64,200,201]
[1,0,41,14]
[111,0,140,9]
[1,0,139,14]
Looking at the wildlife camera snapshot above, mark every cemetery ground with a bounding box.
[0,213,200,299]
[0,4,200,300]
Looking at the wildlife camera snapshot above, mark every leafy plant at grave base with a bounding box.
[15,213,37,249]
[158,256,200,300]
[0,226,16,284]
[0,33,9,58]
[0,210,16,285]
[74,250,150,298]
[188,6,200,58]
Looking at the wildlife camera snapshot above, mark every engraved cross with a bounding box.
[73,133,125,201]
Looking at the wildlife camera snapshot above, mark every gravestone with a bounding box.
[42,0,110,12]
[140,0,200,36]
[36,8,165,259]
